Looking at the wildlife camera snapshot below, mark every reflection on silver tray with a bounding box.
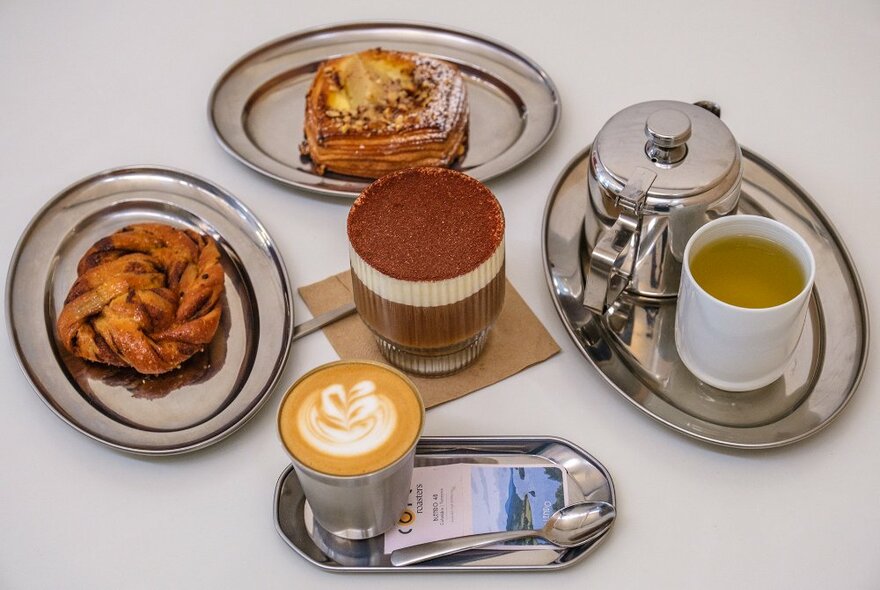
[209,21,560,197]
[274,436,615,572]
[543,146,869,449]
[6,166,293,455]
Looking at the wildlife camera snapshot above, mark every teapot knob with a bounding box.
[645,109,691,164]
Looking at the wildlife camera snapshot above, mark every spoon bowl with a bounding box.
[543,500,617,546]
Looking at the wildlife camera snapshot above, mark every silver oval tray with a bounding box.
[543,147,869,449]
[274,436,615,572]
[209,21,560,197]
[6,166,293,455]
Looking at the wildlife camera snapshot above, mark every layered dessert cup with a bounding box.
[347,167,505,376]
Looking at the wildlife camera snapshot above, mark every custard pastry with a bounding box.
[56,223,225,375]
[300,48,468,178]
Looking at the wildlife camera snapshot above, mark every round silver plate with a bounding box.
[6,166,293,455]
[543,147,869,449]
[208,21,561,197]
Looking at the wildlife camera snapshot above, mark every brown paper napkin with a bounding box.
[298,271,560,408]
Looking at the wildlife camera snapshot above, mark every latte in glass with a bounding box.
[277,360,425,539]
[279,360,423,476]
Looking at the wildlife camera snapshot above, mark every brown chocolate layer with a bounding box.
[347,167,504,281]
[352,265,505,349]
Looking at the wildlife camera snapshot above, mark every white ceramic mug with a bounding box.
[674,215,815,391]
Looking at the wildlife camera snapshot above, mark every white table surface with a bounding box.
[2,1,878,588]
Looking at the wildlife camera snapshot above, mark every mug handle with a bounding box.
[583,167,657,313]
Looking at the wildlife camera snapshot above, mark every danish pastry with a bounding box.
[300,48,468,178]
[56,223,225,375]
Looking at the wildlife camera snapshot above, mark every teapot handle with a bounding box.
[583,168,657,313]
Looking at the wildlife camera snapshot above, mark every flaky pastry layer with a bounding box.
[300,48,468,178]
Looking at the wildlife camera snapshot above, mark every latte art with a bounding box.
[301,380,398,457]
[279,361,424,476]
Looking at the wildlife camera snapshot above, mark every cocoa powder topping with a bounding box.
[347,167,504,281]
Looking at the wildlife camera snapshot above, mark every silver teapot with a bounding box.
[583,100,743,313]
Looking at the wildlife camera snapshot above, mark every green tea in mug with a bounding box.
[689,235,805,308]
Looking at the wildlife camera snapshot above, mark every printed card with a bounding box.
[384,463,568,553]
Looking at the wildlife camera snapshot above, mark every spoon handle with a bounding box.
[291,302,357,342]
[391,529,538,567]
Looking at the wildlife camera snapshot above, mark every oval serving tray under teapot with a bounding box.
[542,145,868,449]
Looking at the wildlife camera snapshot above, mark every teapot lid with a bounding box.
[592,100,741,205]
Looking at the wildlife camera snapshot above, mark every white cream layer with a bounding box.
[350,238,504,307]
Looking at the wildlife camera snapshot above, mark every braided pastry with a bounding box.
[56,223,225,375]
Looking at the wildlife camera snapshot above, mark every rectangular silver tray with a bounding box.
[273,435,616,572]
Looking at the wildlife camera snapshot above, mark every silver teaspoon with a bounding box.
[291,302,356,342]
[390,500,615,567]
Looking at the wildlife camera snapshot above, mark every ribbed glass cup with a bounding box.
[351,259,505,377]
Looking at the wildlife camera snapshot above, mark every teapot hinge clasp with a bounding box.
[584,167,657,314]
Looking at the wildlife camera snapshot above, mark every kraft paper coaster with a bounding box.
[298,271,560,408]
